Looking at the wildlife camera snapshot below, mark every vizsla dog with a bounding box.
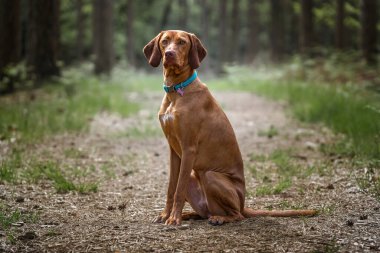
[143,30,316,225]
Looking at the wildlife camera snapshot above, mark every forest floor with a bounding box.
[1,90,379,252]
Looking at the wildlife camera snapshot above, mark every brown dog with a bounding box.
[143,30,316,225]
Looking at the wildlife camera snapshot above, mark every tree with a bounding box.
[360,0,377,65]
[270,0,285,62]
[93,0,114,75]
[126,0,135,66]
[245,0,259,63]
[299,0,314,55]
[0,0,21,92]
[335,0,345,50]
[200,0,210,71]
[27,0,60,81]
[228,0,240,62]
[76,0,85,61]
[178,0,188,30]
[159,0,174,32]
[217,0,227,72]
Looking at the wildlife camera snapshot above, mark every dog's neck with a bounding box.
[163,65,193,87]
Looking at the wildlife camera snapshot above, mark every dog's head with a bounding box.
[143,30,207,70]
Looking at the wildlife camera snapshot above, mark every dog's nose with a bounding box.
[165,50,175,58]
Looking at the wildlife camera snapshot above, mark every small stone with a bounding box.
[15,196,24,203]
[18,231,37,240]
[346,219,354,226]
[118,203,127,210]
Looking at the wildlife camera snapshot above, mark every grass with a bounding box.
[208,66,380,160]
[249,149,335,196]
[0,64,139,142]
[210,65,379,198]
[0,203,39,244]
[355,160,380,200]
[0,205,39,230]
[258,125,279,138]
[0,154,99,194]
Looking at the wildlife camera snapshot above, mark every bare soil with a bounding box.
[1,91,379,253]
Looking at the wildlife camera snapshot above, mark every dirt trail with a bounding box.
[1,91,379,252]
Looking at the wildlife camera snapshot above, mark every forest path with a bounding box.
[2,91,379,252]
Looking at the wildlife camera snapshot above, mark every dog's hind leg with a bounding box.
[201,171,245,225]
[184,172,209,219]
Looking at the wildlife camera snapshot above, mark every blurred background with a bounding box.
[0,0,379,91]
[0,0,379,160]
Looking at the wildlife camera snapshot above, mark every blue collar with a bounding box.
[163,71,197,95]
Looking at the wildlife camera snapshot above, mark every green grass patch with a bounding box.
[0,153,99,194]
[355,160,380,200]
[0,65,139,142]
[258,125,279,138]
[209,66,380,160]
[255,178,292,196]
[0,203,39,244]
[0,207,39,230]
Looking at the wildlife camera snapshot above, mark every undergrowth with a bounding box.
[0,202,39,243]
[0,64,139,142]
[208,63,380,161]
[208,59,380,199]
[0,148,99,194]
[249,149,332,196]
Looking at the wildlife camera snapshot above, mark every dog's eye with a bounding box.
[178,40,186,45]
[161,39,168,46]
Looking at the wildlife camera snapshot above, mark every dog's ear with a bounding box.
[188,34,207,69]
[143,32,163,67]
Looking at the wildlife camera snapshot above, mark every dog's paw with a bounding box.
[152,212,170,223]
[165,212,182,226]
[208,216,225,226]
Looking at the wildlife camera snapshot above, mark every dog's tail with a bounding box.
[242,208,317,218]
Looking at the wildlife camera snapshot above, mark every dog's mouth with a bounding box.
[163,57,179,68]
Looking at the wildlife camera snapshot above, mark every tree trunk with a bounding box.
[299,0,314,55]
[360,0,377,65]
[76,0,85,61]
[246,0,259,63]
[200,0,210,71]
[0,0,21,92]
[335,0,345,50]
[270,0,285,62]
[217,0,227,72]
[159,0,173,32]
[126,0,135,66]
[228,0,239,62]
[285,0,298,55]
[93,0,114,75]
[178,0,188,30]
[27,0,60,81]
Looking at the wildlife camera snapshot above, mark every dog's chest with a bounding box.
[159,103,176,131]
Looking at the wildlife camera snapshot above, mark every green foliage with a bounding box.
[0,207,39,230]
[258,125,279,138]
[0,64,139,142]
[355,160,380,200]
[1,151,99,194]
[210,64,380,160]
[0,203,39,244]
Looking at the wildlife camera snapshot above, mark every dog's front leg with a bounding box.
[153,147,181,223]
[165,147,195,225]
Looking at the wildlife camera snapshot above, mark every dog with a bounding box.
[143,30,316,225]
